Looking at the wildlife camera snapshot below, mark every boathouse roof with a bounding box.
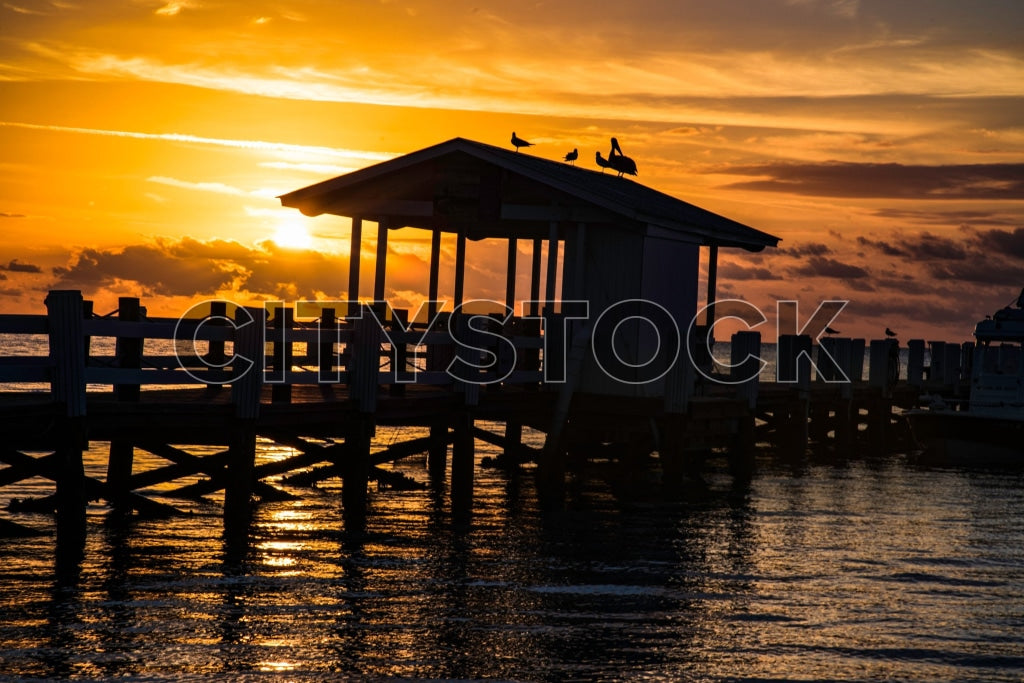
[279,137,779,251]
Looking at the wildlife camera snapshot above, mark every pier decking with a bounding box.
[0,291,970,543]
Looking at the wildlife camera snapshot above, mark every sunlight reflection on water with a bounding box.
[0,429,1023,681]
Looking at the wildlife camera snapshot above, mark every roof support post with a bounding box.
[348,217,362,306]
[566,222,586,302]
[505,237,517,315]
[374,219,388,302]
[454,229,467,310]
[706,244,719,336]
[530,238,542,316]
[428,227,441,323]
[545,222,559,314]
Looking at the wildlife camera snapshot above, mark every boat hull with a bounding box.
[907,409,1024,465]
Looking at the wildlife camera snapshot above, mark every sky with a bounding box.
[1,0,1023,341]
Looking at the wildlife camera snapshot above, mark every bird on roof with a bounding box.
[825,326,840,335]
[607,137,638,177]
[511,131,533,152]
[564,148,578,165]
[595,151,613,173]
[885,327,897,338]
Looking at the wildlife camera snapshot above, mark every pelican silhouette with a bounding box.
[885,327,897,338]
[607,137,638,177]
[564,148,578,165]
[825,326,840,335]
[595,151,613,173]
[511,131,533,152]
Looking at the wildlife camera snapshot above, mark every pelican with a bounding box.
[607,137,638,177]
[885,327,897,338]
[511,131,533,152]
[595,151,613,173]
[564,148,578,165]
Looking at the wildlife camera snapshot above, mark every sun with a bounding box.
[272,216,314,249]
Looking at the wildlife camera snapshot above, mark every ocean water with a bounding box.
[1,433,1023,682]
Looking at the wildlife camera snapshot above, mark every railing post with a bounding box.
[45,290,88,555]
[108,296,143,508]
[271,305,294,404]
[205,300,227,393]
[390,308,409,396]
[318,307,339,388]
[46,290,87,418]
[777,334,811,455]
[114,296,143,401]
[225,306,263,537]
[907,339,925,388]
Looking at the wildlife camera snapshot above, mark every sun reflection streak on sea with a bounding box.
[0,427,1023,681]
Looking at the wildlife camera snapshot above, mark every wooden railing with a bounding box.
[1,291,979,416]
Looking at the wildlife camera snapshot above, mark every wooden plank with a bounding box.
[0,314,48,334]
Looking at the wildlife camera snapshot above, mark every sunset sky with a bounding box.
[1,0,1022,341]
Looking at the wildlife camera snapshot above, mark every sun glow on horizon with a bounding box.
[272,215,314,249]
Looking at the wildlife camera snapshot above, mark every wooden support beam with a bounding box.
[454,230,467,310]
[348,217,363,303]
[545,222,559,312]
[451,410,474,519]
[224,421,257,536]
[706,244,719,332]
[374,220,388,302]
[342,415,372,528]
[505,237,518,314]
[428,228,442,323]
[428,421,448,482]
[530,238,542,316]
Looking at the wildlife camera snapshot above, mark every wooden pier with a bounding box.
[0,291,971,542]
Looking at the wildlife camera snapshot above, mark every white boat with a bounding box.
[908,289,1024,464]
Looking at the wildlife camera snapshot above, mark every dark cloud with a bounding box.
[721,162,1024,199]
[859,226,1024,266]
[0,212,27,218]
[926,259,1024,287]
[969,227,1024,260]
[52,243,249,296]
[1,259,43,273]
[717,261,783,281]
[789,255,870,280]
[781,242,832,257]
[45,237,448,303]
[856,236,908,257]
[872,208,1021,228]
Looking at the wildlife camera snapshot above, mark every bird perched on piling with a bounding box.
[511,131,533,152]
[885,327,897,338]
[607,137,638,177]
[595,151,613,173]
[564,148,578,165]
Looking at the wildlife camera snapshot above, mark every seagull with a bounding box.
[607,137,638,177]
[595,151,613,173]
[885,327,897,338]
[563,148,578,165]
[825,326,840,335]
[511,131,533,152]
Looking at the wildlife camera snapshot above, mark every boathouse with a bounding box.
[279,137,780,397]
